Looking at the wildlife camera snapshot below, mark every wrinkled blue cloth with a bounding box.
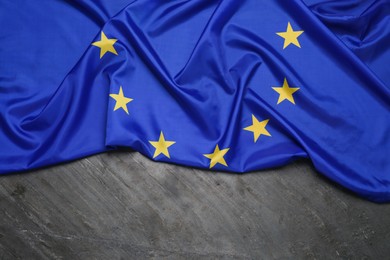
[0,0,389,202]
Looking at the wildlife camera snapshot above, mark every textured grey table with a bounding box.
[0,151,389,259]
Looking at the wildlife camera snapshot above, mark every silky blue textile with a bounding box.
[304,0,390,87]
[0,0,389,202]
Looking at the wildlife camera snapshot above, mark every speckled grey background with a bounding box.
[1,151,389,259]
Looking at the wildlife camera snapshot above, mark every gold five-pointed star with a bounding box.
[244,115,271,142]
[149,132,176,159]
[203,145,230,169]
[109,86,133,114]
[92,31,118,58]
[276,22,304,49]
[272,78,300,105]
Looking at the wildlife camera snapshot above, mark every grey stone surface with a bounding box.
[0,151,389,259]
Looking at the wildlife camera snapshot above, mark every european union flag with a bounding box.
[0,0,389,202]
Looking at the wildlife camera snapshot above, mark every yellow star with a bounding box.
[203,145,230,169]
[149,132,176,159]
[92,31,118,58]
[276,22,304,49]
[244,115,271,142]
[272,78,300,105]
[109,86,133,114]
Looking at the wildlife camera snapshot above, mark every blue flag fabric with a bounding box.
[0,0,389,202]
